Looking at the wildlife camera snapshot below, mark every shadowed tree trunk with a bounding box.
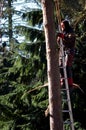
[8,0,12,43]
[41,0,63,130]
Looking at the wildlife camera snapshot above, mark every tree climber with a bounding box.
[57,20,78,90]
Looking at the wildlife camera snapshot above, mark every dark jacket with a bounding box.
[63,32,76,49]
[62,20,76,53]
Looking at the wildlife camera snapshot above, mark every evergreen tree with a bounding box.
[41,0,63,129]
[0,0,86,129]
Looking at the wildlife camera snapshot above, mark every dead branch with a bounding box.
[27,82,48,93]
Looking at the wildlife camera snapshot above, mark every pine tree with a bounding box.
[41,0,63,130]
[0,0,86,129]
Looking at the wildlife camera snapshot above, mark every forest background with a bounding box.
[0,0,86,130]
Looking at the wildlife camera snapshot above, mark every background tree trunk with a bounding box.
[8,0,12,44]
[41,0,63,130]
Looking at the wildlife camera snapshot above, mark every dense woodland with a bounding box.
[0,0,86,130]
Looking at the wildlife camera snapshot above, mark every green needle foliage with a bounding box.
[0,0,86,129]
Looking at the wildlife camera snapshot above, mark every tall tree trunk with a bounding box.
[0,1,3,44]
[41,0,63,130]
[8,0,12,44]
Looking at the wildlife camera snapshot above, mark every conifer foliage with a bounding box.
[0,0,86,129]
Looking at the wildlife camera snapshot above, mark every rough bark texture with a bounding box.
[41,0,63,130]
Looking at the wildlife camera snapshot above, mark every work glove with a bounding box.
[57,33,64,39]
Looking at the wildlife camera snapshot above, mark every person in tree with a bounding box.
[57,20,78,90]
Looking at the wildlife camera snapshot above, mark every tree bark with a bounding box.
[8,0,12,43]
[41,0,63,130]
